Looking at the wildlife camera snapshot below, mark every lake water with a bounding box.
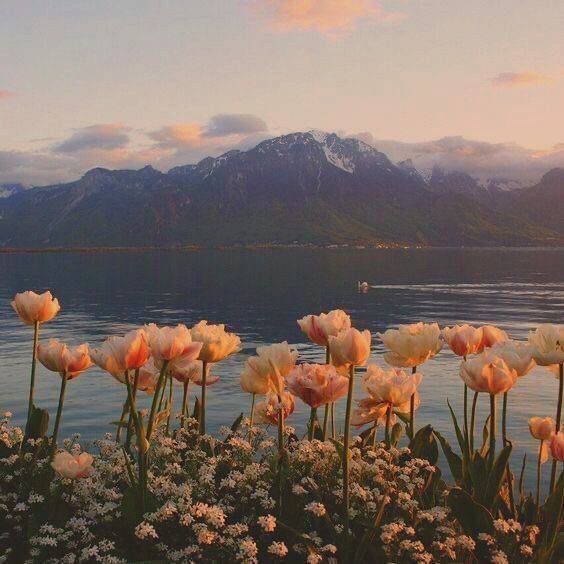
[0,248,562,489]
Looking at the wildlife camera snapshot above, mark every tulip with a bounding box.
[529,416,556,441]
[549,432,564,462]
[145,323,202,363]
[12,290,61,431]
[442,324,484,357]
[528,324,564,492]
[480,325,509,349]
[191,321,240,435]
[254,392,295,425]
[37,339,92,451]
[286,363,349,439]
[51,451,93,479]
[297,309,351,347]
[91,329,150,377]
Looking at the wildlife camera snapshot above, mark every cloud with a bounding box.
[54,124,130,153]
[0,90,14,99]
[204,113,267,137]
[250,0,403,36]
[147,123,204,148]
[491,71,553,88]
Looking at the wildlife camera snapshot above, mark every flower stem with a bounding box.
[385,404,392,448]
[116,398,128,442]
[409,365,417,440]
[165,373,174,435]
[125,369,139,450]
[51,372,68,455]
[331,401,336,439]
[26,321,40,433]
[489,394,496,468]
[536,439,543,513]
[550,362,563,493]
[322,403,329,440]
[372,420,378,448]
[463,383,469,442]
[343,364,355,533]
[199,361,208,435]
[181,380,190,428]
[125,371,145,513]
[277,394,285,454]
[470,392,479,452]
[502,392,508,446]
[147,361,168,441]
[308,407,318,441]
[248,393,255,442]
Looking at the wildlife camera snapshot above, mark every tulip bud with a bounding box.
[51,451,93,479]
[329,328,371,368]
[11,290,61,326]
[528,416,555,441]
[549,432,564,462]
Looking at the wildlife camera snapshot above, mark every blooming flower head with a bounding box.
[169,357,219,386]
[528,324,564,366]
[240,341,298,395]
[37,339,93,379]
[329,328,371,368]
[254,392,294,424]
[191,320,241,363]
[480,325,509,349]
[297,309,351,347]
[11,290,61,325]
[490,340,535,377]
[459,350,517,395]
[365,364,421,409]
[145,323,202,363]
[442,324,483,357]
[528,416,555,441]
[135,359,161,395]
[549,432,564,461]
[51,451,93,479]
[377,322,442,368]
[285,363,349,408]
[91,328,150,378]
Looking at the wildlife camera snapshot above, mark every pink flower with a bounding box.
[528,416,555,441]
[329,328,371,368]
[480,325,509,349]
[297,310,351,347]
[11,290,60,325]
[490,341,535,377]
[91,329,150,377]
[460,351,517,395]
[442,325,483,357]
[377,323,442,368]
[191,321,241,363]
[549,432,564,462]
[51,451,93,479]
[255,392,295,424]
[37,339,92,379]
[285,363,348,408]
[145,323,202,363]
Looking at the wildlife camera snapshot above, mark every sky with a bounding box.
[0,0,563,185]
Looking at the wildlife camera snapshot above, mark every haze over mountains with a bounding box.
[0,131,562,248]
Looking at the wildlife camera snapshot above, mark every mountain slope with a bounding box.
[0,132,560,248]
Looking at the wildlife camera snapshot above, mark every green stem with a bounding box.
[331,401,336,439]
[125,369,139,450]
[199,361,208,435]
[116,398,128,442]
[308,407,318,441]
[277,394,285,455]
[322,403,329,440]
[550,363,563,493]
[463,383,468,442]
[470,391,478,453]
[502,392,508,446]
[372,419,378,448]
[343,364,355,533]
[409,365,417,439]
[248,393,256,442]
[385,404,392,448]
[536,440,543,513]
[51,372,68,455]
[125,371,145,514]
[181,380,190,428]
[26,321,40,433]
[165,374,173,435]
[146,361,168,441]
[489,394,496,468]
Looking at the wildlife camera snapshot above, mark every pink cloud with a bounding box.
[251,0,404,36]
[0,90,14,99]
[491,71,554,88]
[148,123,204,148]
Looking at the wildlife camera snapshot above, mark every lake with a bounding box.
[1,248,562,489]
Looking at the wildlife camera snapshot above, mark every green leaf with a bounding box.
[25,404,49,439]
[483,444,512,509]
[434,429,463,481]
[409,425,438,465]
[391,422,404,447]
[468,450,488,501]
[447,399,466,453]
[447,487,493,536]
[230,412,244,433]
[536,472,564,560]
[192,397,200,420]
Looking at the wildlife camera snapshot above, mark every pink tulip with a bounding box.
[351,399,393,427]
[480,325,509,350]
[37,339,92,379]
[329,328,371,368]
[51,451,93,479]
[442,325,483,357]
[255,392,295,424]
[145,323,202,363]
[285,363,349,408]
[191,321,241,363]
[91,329,150,377]
[377,323,442,368]
[549,432,564,461]
[528,324,564,366]
[491,341,535,377]
[297,310,351,347]
[528,416,555,441]
[11,290,60,325]
[459,351,517,395]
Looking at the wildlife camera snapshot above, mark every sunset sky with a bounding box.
[1,0,563,185]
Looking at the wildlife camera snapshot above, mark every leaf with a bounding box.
[483,444,512,509]
[537,472,564,558]
[391,422,404,447]
[192,397,200,420]
[434,430,463,482]
[329,438,345,460]
[447,399,466,453]
[153,407,170,429]
[468,450,488,501]
[230,412,244,433]
[25,404,49,439]
[409,425,438,465]
[480,415,491,457]
[448,487,493,536]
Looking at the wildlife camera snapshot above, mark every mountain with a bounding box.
[0,183,25,199]
[0,131,561,248]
